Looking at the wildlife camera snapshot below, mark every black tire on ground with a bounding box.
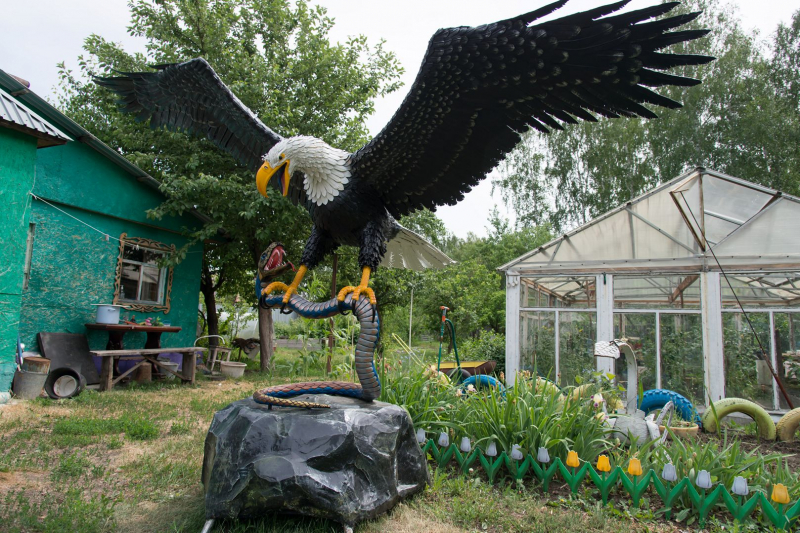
[445,367,471,383]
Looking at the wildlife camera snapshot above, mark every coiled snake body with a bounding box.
[253,293,381,408]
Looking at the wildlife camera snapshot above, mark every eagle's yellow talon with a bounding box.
[336,267,376,304]
[337,286,356,301]
[262,282,289,296]
[281,287,297,304]
[263,265,307,304]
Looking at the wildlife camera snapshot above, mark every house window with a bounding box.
[113,233,175,313]
[120,245,167,304]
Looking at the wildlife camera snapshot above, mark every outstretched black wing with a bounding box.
[96,58,306,201]
[349,0,714,218]
[96,58,280,172]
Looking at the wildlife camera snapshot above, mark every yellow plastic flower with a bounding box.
[628,458,643,477]
[566,451,580,468]
[771,483,790,504]
[596,455,611,473]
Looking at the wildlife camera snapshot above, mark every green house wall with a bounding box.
[16,141,203,353]
[0,128,38,390]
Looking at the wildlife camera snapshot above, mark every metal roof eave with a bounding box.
[0,87,71,147]
[498,167,702,273]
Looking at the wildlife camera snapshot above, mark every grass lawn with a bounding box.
[0,368,715,532]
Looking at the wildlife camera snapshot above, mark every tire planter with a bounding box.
[659,424,700,440]
[701,398,776,440]
[44,368,86,400]
[776,407,800,442]
[639,389,701,425]
[462,374,504,392]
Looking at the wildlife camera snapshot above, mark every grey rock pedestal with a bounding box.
[201,395,428,527]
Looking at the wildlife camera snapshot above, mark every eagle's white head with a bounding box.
[256,136,351,206]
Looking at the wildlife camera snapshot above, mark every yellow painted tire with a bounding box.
[701,398,776,440]
[534,377,563,398]
[571,383,594,399]
[776,407,800,442]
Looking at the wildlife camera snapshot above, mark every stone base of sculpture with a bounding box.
[201,394,428,527]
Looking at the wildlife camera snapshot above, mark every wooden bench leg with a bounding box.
[100,357,114,391]
[182,352,196,385]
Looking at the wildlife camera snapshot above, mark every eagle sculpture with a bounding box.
[97,0,712,305]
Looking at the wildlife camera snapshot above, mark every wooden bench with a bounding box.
[90,347,207,391]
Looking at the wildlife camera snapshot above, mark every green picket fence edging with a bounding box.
[421,440,800,529]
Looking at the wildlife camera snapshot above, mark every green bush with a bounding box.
[461,330,505,371]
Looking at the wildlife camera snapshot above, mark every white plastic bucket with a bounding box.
[93,304,123,324]
[220,361,246,378]
[158,360,180,380]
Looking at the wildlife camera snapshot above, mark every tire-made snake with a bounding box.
[253,293,381,408]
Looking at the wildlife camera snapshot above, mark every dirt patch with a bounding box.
[365,503,467,533]
[691,430,800,471]
[107,441,149,470]
[0,469,49,495]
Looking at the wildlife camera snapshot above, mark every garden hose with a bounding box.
[436,306,462,380]
[776,407,800,442]
[701,398,776,440]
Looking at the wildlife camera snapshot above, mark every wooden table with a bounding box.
[85,323,182,350]
[90,347,206,391]
[85,323,183,379]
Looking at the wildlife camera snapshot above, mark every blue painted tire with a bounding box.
[639,389,701,425]
[462,374,505,393]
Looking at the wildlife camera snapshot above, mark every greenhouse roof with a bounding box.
[500,168,800,308]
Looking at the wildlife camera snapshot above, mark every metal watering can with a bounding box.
[594,340,673,445]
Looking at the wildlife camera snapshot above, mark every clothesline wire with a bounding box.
[29,192,204,253]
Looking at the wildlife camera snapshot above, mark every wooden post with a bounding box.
[100,357,113,392]
[596,274,615,375]
[183,350,197,385]
[505,272,521,386]
[701,272,725,405]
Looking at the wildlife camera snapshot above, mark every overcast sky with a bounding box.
[1,0,797,238]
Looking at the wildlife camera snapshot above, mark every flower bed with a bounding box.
[380,366,800,530]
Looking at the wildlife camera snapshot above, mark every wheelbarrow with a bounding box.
[436,307,501,390]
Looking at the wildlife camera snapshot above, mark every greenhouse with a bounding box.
[500,168,800,413]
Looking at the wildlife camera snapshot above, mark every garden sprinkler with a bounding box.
[436,306,463,381]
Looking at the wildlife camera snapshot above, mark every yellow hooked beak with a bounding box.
[256,159,291,198]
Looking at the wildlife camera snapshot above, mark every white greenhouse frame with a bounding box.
[500,168,800,413]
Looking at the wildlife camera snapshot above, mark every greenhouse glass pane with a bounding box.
[721,272,800,309]
[520,311,555,380]
[723,313,773,409]
[521,277,596,308]
[660,314,704,407]
[773,313,800,410]
[558,312,596,387]
[614,313,657,395]
[613,274,700,309]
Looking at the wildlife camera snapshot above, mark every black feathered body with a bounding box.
[299,171,399,270]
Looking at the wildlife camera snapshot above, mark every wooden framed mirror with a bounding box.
[112,233,175,313]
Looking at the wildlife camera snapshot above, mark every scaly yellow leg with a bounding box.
[337,266,376,304]
[263,265,308,303]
